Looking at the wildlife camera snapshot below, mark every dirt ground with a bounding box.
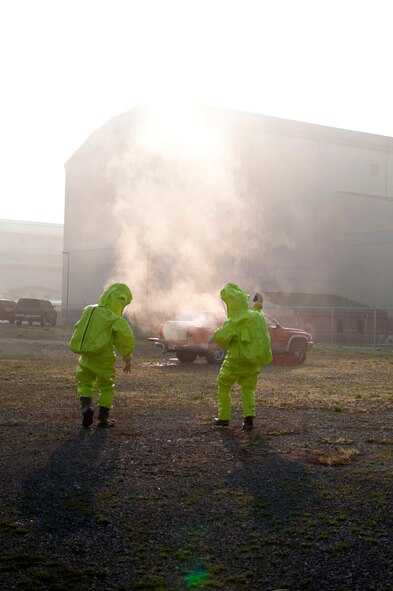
[1,323,393,591]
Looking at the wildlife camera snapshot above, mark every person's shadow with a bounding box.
[219,427,314,527]
[207,426,319,588]
[20,427,117,538]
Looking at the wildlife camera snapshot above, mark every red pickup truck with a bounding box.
[149,313,314,366]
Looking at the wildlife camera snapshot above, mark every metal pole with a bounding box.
[62,251,70,327]
[146,240,150,320]
[365,314,368,346]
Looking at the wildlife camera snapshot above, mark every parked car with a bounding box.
[0,299,16,323]
[149,313,314,365]
[15,298,57,326]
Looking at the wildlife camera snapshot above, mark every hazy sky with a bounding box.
[1,0,392,224]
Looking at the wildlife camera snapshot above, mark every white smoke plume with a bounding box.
[107,104,256,330]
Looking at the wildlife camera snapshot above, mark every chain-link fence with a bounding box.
[264,305,393,348]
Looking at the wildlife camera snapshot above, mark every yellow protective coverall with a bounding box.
[70,283,135,426]
[212,283,272,424]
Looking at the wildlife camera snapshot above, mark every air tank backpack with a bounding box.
[69,305,116,354]
[238,312,273,366]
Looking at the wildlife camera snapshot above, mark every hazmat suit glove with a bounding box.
[123,355,132,374]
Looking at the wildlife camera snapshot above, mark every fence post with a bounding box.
[365,314,368,346]
[331,309,334,345]
[373,309,377,347]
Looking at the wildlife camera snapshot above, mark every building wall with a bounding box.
[0,219,63,301]
[63,105,393,324]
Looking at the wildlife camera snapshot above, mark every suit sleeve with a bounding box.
[212,320,235,349]
[112,317,136,357]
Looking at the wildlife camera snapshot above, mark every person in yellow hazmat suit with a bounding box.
[211,283,272,430]
[252,292,264,311]
[69,283,135,428]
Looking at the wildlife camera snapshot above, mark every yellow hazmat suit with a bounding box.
[212,283,272,428]
[70,283,135,427]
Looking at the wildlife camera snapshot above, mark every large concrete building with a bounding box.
[0,219,63,301]
[63,104,393,328]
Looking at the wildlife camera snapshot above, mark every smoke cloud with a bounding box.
[105,104,325,332]
[107,105,258,330]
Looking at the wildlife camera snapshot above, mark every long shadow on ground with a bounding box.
[210,427,393,591]
[20,427,115,536]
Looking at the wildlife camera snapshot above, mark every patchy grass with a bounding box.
[306,447,360,466]
[1,329,393,590]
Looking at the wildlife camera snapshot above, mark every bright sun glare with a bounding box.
[140,102,225,162]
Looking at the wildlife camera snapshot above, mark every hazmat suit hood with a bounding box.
[220,283,249,319]
[98,283,133,316]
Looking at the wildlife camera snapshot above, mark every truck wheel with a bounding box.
[289,340,307,364]
[176,350,197,364]
[205,347,226,365]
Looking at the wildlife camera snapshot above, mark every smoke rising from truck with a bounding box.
[106,104,321,330]
[107,105,260,328]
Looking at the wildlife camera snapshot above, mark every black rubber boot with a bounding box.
[212,418,229,426]
[242,416,254,431]
[97,406,116,428]
[81,397,94,428]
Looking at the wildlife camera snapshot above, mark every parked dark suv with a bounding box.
[0,299,16,323]
[15,298,57,326]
